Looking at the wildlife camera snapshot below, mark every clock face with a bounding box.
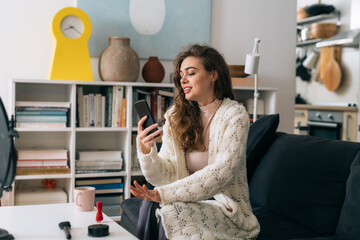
[60,15,84,39]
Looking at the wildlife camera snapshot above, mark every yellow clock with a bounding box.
[48,7,93,81]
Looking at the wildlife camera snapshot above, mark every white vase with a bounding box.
[99,37,140,82]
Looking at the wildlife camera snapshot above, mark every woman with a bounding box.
[130,44,260,239]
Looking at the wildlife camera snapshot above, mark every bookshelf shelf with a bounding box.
[9,78,277,219]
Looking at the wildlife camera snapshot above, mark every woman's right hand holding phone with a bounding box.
[137,116,163,154]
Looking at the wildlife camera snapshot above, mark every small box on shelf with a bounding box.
[231,77,260,88]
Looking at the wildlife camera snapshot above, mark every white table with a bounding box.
[0,203,137,239]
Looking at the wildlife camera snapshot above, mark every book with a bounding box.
[15,107,69,112]
[151,88,158,121]
[17,149,68,160]
[16,167,70,175]
[16,115,67,123]
[75,165,122,170]
[105,87,113,127]
[111,87,117,127]
[75,169,122,174]
[75,160,122,166]
[16,122,67,128]
[89,93,95,127]
[78,150,122,161]
[158,89,175,97]
[120,98,127,127]
[76,182,124,190]
[77,86,84,127]
[95,193,123,205]
[75,161,122,170]
[131,134,140,171]
[157,94,162,125]
[101,96,106,127]
[83,95,90,127]
[95,189,124,194]
[17,159,68,168]
[113,86,124,127]
[15,101,70,108]
[76,177,123,185]
[95,93,102,127]
[15,111,67,116]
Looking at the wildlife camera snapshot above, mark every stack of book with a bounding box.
[77,86,126,128]
[75,150,123,174]
[15,101,70,128]
[16,149,69,175]
[75,177,124,217]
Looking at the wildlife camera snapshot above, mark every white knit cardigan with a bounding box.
[136,98,260,240]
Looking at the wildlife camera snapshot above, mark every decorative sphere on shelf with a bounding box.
[142,56,165,83]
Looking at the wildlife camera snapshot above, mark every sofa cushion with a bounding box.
[249,133,360,235]
[253,207,319,240]
[120,197,143,235]
[246,114,279,181]
[335,151,360,239]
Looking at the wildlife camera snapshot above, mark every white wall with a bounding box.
[211,0,296,132]
[0,0,76,108]
[0,0,296,133]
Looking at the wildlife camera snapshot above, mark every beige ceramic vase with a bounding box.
[142,56,165,83]
[99,37,140,82]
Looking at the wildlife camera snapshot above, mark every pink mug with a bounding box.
[74,187,95,211]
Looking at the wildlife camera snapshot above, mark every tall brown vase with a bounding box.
[99,37,140,82]
[142,56,165,83]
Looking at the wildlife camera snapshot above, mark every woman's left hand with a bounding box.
[130,180,161,203]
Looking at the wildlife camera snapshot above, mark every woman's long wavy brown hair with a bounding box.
[168,44,234,152]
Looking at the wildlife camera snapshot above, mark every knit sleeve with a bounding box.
[156,106,249,206]
[136,114,177,187]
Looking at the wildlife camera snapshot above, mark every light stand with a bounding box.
[245,38,261,122]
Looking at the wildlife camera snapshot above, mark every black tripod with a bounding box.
[0,97,18,240]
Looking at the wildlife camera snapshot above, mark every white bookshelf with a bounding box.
[8,78,277,219]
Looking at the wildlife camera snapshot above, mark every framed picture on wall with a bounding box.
[77,0,211,60]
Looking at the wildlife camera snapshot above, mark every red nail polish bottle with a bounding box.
[96,201,103,223]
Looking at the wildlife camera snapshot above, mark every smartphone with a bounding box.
[134,100,159,136]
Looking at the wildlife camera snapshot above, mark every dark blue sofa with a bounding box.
[121,114,360,239]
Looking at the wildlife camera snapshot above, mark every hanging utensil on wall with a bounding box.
[303,49,319,69]
[296,54,312,81]
[323,46,342,91]
[314,59,322,83]
[320,46,341,81]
